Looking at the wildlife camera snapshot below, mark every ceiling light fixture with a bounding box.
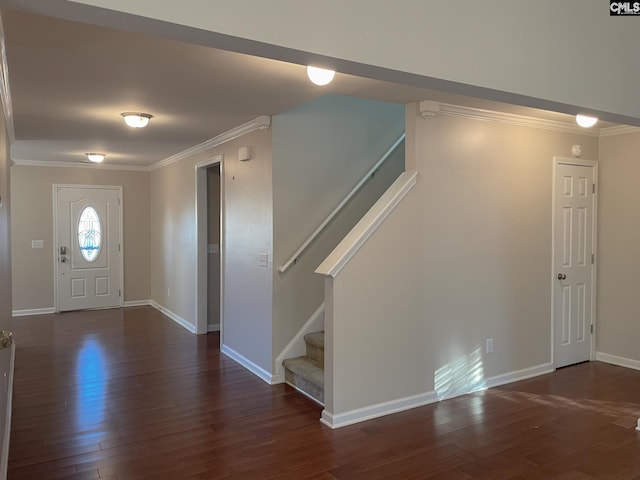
[306,66,335,86]
[121,112,153,128]
[86,152,105,163]
[576,114,598,128]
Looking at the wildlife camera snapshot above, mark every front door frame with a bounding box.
[550,157,598,368]
[53,184,124,313]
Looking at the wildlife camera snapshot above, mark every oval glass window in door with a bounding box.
[78,206,102,262]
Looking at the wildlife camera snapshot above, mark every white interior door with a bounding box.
[552,160,596,368]
[55,185,122,312]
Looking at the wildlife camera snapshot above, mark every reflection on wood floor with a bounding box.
[8,306,640,479]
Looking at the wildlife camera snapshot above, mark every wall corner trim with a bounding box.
[150,301,196,334]
[596,351,640,371]
[149,115,271,171]
[220,344,276,385]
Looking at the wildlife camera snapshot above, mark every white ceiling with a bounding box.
[0,8,621,168]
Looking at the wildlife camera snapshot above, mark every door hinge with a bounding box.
[592,183,596,194]
[118,243,121,252]
[591,253,594,265]
[119,289,121,297]
[590,324,594,334]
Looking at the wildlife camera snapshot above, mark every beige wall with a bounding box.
[10,166,150,310]
[0,110,10,330]
[597,133,640,362]
[325,107,599,416]
[271,95,404,365]
[56,0,640,125]
[150,129,273,371]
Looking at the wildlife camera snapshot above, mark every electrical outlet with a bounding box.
[31,240,44,249]
[486,338,494,354]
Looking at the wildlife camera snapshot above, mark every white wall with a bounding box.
[271,94,404,365]
[597,132,640,364]
[31,0,640,125]
[11,166,150,311]
[322,105,599,421]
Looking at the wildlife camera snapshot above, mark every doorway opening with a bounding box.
[195,155,224,336]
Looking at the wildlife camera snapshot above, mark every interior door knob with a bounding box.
[557,273,566,280]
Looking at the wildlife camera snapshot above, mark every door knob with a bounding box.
[557,273,566,280]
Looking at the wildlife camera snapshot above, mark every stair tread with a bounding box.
[304,331,324,349]
[282,356,324,387]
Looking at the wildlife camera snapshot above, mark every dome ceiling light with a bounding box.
[85,153,105,163]
[576,114,598,128]
[306,66,335,86]
[121,112,153,128]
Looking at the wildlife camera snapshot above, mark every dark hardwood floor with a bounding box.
[7,307,640,479]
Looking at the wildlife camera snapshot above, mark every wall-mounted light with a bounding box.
[121,112,152,128]
[306,66,335,86]
[85,153,105,163]
[576,114,598,128]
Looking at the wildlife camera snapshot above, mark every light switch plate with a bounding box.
[32,240,44,249]
[258,252,268,267]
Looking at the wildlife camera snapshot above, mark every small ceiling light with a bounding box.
[576,114,598,128]
[86,153,105,163]
[306,66,335,86]
[121,112,152,128]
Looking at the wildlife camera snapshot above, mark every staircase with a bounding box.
[282,331,324,404]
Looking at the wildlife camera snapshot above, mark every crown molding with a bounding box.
[11,159,149,172]
[0,12,15,144]
[149,115,271,171]
[420,101,601,137]
[599,125,640,138]
[11,115,271,172]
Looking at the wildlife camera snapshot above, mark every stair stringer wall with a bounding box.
[271,94,404,374]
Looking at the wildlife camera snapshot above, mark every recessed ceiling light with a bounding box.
[121,112,152,128]
[306,66,335,86]
[85,153,105,163]
[576,114,598,128]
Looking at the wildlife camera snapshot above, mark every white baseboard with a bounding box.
[207,323,220,332]
[150,301,196,334]
[12,307,55,317]
[221,344,275,385]
[321,390,439,429]
[320,362,554,429]
[596,351,640,371]
[122,300,151,307]
[484,362,555,389]
[273,303,324,380]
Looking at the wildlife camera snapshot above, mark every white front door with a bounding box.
[552,160,597,368]
[55,185,122,312]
